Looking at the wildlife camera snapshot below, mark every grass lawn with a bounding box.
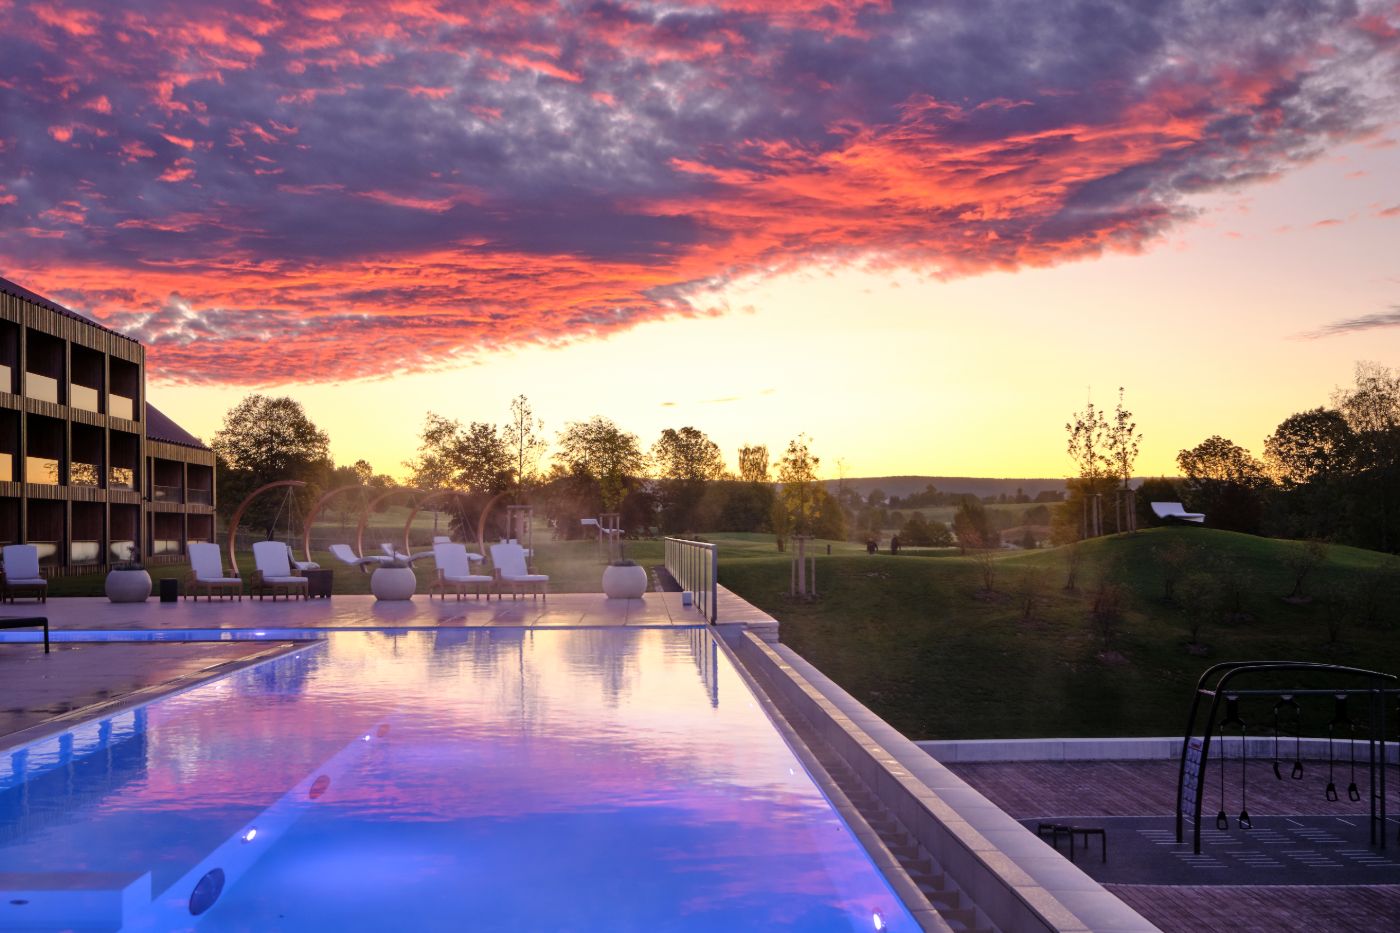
[40,525,1400,743]
[716,527,1400,740]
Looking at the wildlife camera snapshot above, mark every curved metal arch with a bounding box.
[475,490,512,557]
[355,487,423,559]
[302,483,374,563]
[400,489,474,554]
[227,479,307,562]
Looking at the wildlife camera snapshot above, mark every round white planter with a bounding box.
[106,569,152,603]
[602,563,648,599]
[371,566,417,601]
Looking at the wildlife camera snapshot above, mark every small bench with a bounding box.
[0,616,50,653]
[1037,822,1107,863]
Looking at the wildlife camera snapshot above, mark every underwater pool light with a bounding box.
[872,909,886,930]
[241,828,258,843]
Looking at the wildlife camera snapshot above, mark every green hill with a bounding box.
[717,527,1400,739]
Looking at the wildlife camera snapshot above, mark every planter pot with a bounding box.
[602,563,648,599]
[106,569,152,603]
[371,566,417,601]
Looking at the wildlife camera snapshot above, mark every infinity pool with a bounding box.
[1,627,915,931]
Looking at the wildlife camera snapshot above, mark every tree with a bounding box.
[1283,538,1329,602]
[1333,362,1400,551]
[738,444,769,483]
[408,414,513,495]
[1265,408,1355,487]
[652,427,725,481]
[555,416,645,513]
[1066,399,1111,537]
[952,498,998,552]
[1176,435,1268,533]
[505,394,547,491]
[1105,388,1141,532]
[776,434,821,538]
[211,395,331,538]
[652,427,726,532]
[352,459,374,483]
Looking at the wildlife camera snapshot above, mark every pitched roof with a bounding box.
[145,402,209,450]
[0,275,139,343]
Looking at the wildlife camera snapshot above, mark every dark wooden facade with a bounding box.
[0,279,215,572]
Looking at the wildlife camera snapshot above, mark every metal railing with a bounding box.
[152,483,183,502]
[665,537,718,624]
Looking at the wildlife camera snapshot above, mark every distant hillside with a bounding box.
[827,475,1174,501]
[828,476,1068,500]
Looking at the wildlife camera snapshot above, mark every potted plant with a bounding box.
[105,559,152,603]
[602,543,648,599]
[370,556,418,601]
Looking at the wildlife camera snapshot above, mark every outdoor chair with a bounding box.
[329,543,393,573]
[185,542,243,600]
[1,544,48,603]
[1150,502,1205,524]
[249,540,309,600]
[431,542,495,600]
[489,542,548,600]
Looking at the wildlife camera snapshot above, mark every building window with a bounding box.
[109,358,139,421]
[151,512,182,556]
[71,423,103,487]
[70,344,104,414]
[110,504,139,563]
[24,331,64,405]
[26,500,63,566]
[25,414,64,485]
[110,430,139,489]
[72,501,103,565]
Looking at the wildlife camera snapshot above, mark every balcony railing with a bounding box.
[71,540,101,565]
[70,383,100,413]
[0,363,11,393]
[187,487,213,506]
[25,373,60,404]
[109,540,138,563]
[151,537,181,556]
[109,467,135,490]
[153,483,183,502]
[109,393,134,420]
[664,537,718,624]
[0,452,11,483]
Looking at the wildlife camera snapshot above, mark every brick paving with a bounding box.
[949,758,1400,932]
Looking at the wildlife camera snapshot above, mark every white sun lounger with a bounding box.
[1151,502,1205,524]
[490,542,548,600]
[186,542,242,600]
[1,544,47,603]
[251,540,310,600]
[431,542,495,600]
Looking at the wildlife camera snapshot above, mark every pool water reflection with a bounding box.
[0,627,914,931]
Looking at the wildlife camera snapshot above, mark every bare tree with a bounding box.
[1105,387,1141,532]
[505,394,547,492]
[1283,538,1330,602]
[1063,539,1084,592]
[1155,538,1194,603]
[1066,399,1111,537]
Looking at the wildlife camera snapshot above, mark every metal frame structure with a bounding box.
[1176,660,1399,854]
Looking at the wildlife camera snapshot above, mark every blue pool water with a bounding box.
[1,627,916,931]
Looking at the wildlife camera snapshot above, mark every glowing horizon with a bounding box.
[2,1,1398,480]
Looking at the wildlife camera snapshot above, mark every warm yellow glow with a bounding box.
[150,137,1400,481]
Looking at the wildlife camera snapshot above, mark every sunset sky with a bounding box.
[1,1,1397,479]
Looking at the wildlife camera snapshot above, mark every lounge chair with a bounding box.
[329,543,393,573]
[1151,502,1206,524]
[249,540,309,600]
[489,542,548,600]
[431,542,495,600]
[380,542,434,563]
[1,544,47,603]
[185,542,242,600]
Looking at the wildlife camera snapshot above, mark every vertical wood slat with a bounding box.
[0,279,207,573]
